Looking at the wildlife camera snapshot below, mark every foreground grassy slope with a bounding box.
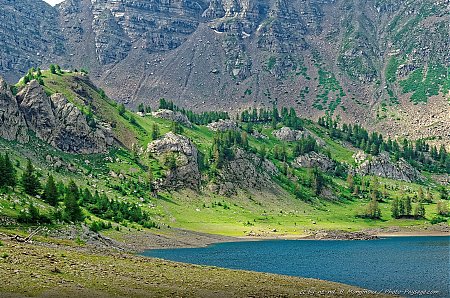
[0,237,390,298]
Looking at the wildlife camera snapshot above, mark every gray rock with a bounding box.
[251,130,268,139]
[147,132,200,190]
[0,76,28,143]
[209,148,279,196]
[273,127,325,146]
[152,109,192,127]
[207,119,238,132]
[293,151,336,172]
[15,80,113,153]
[352,151,423,182]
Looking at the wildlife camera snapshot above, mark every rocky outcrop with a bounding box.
[251,130,268,139]
[147,132,200,190]
[152,109,192,127]
[272,127,325,146]
[1,80,113,154]
[272,127,303,142]
[17,81,57,143]
[50,94,114,154]
[209,148,279,196]
[0,76,28,143]
[293,152,335,172]
[207,119,238,132]
[352,151,423,182]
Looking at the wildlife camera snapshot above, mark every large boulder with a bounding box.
[207,119,238,132]
[0,76,28,143]
[16,80,113,154]
[209,148,279,196]
[151,109,192,128]
[352,151,423,182]
[147,132,200,189]
[273,127,325,146]
[293,151,336,172]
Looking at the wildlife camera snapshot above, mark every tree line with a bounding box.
[318,116,450,173]
[159,98,230,125]
[240,106,303,130]
[1,156,157,229]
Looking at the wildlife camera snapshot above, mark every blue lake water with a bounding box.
[142,236,450,297]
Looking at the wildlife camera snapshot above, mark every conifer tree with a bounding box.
[21,159,40,196]
[413,203,426,219]
[151,123,160,140]
[43,175,58,206]
[64,180,84,222]
[346,173,354,192]
[391,198,400,219]
[118,103,126,116]
[405,197,412,216]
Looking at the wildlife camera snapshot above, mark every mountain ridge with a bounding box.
[0,0,448,146]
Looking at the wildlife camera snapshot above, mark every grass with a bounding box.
[2,71,448,241]
[0,239,390,298]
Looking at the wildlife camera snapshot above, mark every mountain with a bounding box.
[0,0,448,147]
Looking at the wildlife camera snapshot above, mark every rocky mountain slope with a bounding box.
[0,0,448,145]
[0,75,113,153]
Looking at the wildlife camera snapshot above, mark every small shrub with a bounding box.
[430,216,447,225]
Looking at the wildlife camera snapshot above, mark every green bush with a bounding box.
[430,216,447,225]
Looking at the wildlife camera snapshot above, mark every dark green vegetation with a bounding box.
[0,70,449,240]
[318,117,450,173]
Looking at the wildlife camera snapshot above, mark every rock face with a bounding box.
[0,0,448,146]
[0,77,28,143]
[209,148,279,196]
[207,119,238,132]
[50,94,114,153]
[152,109,192,127]
[352,151,423,182]
[147,132,200,189]
[0,0,65,83]
[1,79,113,154]
[293,152,335,172]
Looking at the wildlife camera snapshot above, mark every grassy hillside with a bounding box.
[1,70,449,241]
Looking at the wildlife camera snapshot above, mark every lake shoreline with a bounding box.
[129,223,449,252]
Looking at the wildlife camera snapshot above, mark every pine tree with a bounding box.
[64,180,84,222]
[21,159,40,196]
[405,197,412,216]
[413,203,426,219]
[151,124,160,140]
[417,187,424,203]
[4,153,16,188]
[43,175,58,206]
[346,174,354,192]
[391,198,400,219]
[171,121,183,134]
[438,186,448,200]
[436,201,449,216]
[398,198,405,216]
[310,167,324,196]
[50,64,56,74]
[118,103,126,116]
[0,154,5,188]
[364,197,381,219]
